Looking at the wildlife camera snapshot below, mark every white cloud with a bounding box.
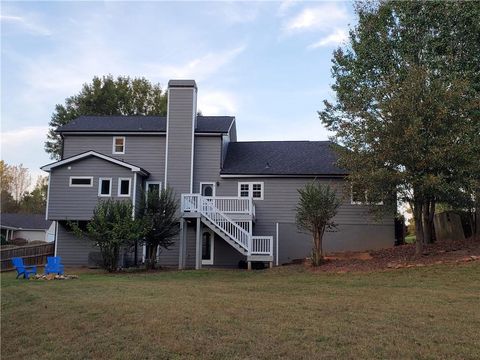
[211,2,261,24]
[197,90,238,116]
[277,0,300,17]
[283,3,348,34]
[1,14,52,36]
[144,45,246,82]
[308,28,348,49]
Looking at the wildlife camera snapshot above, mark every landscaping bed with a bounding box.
[314,237,480,273]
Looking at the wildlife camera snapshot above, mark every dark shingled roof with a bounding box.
[0,213,52,230]
[221,141,348,176]
[56,115,234,134]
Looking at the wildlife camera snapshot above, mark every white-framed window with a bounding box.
[118,177,131,197]
[69,176,93,187]
[238,182,264,200]
[351,184,383,205]
[112,136,125,154]
[145,181,162,200]
[200,182,216,197]
[98,178,112,197]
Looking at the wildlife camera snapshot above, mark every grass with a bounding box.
[2,263,480,360]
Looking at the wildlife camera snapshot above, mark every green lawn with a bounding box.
[2,264,480,360]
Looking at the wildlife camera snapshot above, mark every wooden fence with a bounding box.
[0,243,54,271]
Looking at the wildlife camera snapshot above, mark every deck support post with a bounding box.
[269,261,273,269]
[195,218,202,270]
[247,261,252,270]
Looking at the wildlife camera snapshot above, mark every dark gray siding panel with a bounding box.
[212,234,245,267]
[278,222,394,264]
[193,136,222,193]
[63,135,166,183]
[166,87,195,196]
[48,157,135,220]
[56,222,99,266]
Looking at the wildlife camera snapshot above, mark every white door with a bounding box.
[201,229,214,265]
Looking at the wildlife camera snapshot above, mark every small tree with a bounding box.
[72,199,144,272]
[140,187,180,269]
[296,182,340,266]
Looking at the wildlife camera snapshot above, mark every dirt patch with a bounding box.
[307,237,480,273]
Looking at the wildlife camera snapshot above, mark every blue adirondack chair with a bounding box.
[45,256,64,275]
[11,257,37,279]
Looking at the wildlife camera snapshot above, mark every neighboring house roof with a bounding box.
[41,150,150,176]
[221,141,348,176]
[0,213,52,230]
[56,115,234,134]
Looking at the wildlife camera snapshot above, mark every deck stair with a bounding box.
[181,194,273,260]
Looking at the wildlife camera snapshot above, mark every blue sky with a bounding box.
[1,1,355,179]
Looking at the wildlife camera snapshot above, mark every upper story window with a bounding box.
[238,182,264,200]
[351,184,383,205]
[113,136,125,154]
[69,176,93,187]
[118,178,131,197]
[98,178,112,197]
[145,181,162,200]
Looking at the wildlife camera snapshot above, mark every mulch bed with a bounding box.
[307,237,480,273]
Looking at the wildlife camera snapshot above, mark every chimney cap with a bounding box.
[168,79,197,89]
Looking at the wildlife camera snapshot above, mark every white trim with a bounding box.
[118,177,132,197]
[98,177,112,197]
[227,117,235,133]
[69,176,93,187]
[200,182,216,197]
[60,132,166,135]
[221,174,346,179]
[132,173,137,218]
[41,151,147,175]
[112,136,125,154]
[145,181,162,200]
[238,182,264,200]
[276,222,279,266]
[201,228,214,265]
[54,221,58,256]
[164,88,171,189]
[190,87,197,194]
[45,173,51,220]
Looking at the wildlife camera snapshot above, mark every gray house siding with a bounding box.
[193,136,222,193]
[165,87,196,196]
[63,135,166,183]
[48,157,138,220]
[56,221,99,266]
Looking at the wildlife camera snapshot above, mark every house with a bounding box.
[41,80,395,269]
[0,213,55,243]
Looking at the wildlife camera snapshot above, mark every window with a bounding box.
[112,136,125,154]
[98,178,112,197]
[351,184,383,205]
[118,178,131,197]
[200,182,216,197]
[145,181,162,200]
[238,182,264,200]
[69,176,93,187]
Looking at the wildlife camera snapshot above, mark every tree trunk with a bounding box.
[311,228,324,266]
[422,198,435,244]
[413,200,424,257]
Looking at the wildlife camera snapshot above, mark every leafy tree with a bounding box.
[0,161,17,213]
[139,187,180,269]
[72,199,144,272]
[296,182,340,266]
[8,164,31,204]
[45,75,168,159]
[320,1,480,256]
[19,176,48,215]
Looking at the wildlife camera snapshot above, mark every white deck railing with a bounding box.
[251,236,273,255]
[181,194,271,257]
[181,194,255,216]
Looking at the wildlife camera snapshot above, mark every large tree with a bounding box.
[320,1,480,256]
[45,75,168,159]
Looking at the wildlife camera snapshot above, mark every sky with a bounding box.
[1,0,355,181]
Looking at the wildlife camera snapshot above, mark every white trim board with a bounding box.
[118,177,132,197]
[69,176,93,187]
[98,177,112,197]
[41,151,148,176]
